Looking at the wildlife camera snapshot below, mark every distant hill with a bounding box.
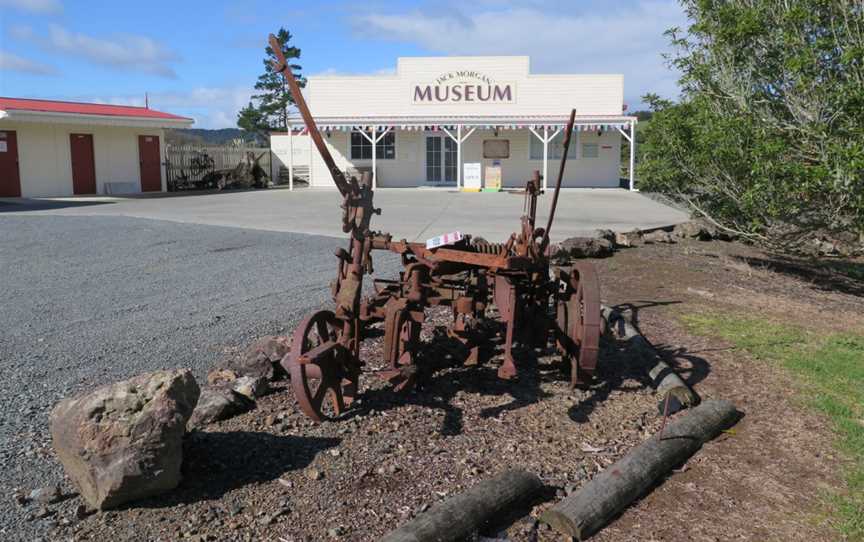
[166,128,266,146]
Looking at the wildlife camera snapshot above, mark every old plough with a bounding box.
[270,35,602,422]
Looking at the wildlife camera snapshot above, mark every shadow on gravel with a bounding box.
[0,199,114,212]
[350,324,560,436]
[131,431,340,508]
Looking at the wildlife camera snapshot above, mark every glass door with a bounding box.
[425,136,442,183]
[444,137,457,183]
[426,135,457,184]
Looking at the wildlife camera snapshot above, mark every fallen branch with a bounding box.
[601,304,699,409]
[541,399,740,540]
[380,469,543,542]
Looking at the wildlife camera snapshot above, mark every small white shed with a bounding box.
[0,97,194,198]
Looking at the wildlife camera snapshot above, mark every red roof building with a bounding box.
[0,97,194,198]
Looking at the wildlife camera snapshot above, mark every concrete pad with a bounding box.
[0,188,689,243]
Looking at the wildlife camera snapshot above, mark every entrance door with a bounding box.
[70,133,96,195]
[138,135,162,192]
[425,135,458,184]
[0,130,21,197]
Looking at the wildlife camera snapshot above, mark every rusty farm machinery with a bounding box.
[270,35,602,422]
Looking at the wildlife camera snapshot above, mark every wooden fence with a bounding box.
[165,144,271,191]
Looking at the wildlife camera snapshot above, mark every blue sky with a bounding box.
[0,0,687,128]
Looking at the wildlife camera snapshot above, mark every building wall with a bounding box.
[306,56,624,118]
[274,128,621,189]
[0,121,165,197]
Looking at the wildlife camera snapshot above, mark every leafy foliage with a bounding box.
[639,1,864,251]
[237,27,304,133]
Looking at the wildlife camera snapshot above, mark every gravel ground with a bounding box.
[0,215,400,540]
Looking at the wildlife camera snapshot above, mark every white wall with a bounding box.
[276,128,621,189]
[0,121,165,197]
[307,56,624,118]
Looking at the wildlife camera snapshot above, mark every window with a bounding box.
[530,130,578,160]
[581,143,599,158]
[483,139,510,159]
[350,131,396,160]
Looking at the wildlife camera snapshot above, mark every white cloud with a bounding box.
[354,0,686,107]
[74,86,255,129]
[46,23,179,78]
[0,0,62,14]
[0,50,57,75]
[8,24,35,41]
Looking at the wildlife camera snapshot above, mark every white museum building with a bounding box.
[270,56,637,191]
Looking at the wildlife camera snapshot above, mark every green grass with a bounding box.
[681,311,864,539]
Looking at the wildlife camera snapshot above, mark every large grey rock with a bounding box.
[187,386,253,429]
[50,369,199,510]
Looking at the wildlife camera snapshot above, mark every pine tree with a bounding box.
[237,27,304,132]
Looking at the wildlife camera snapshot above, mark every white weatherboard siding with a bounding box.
[0,121,165,197]
[307,57,623,118]
[272,56,632,189]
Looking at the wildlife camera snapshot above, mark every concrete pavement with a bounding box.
[0,187,689,242]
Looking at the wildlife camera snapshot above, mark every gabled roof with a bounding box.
[0,97,194,127]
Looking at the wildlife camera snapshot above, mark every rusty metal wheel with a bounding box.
[282,310,358,422]
[556,262,602,387]
[381,305,421,392]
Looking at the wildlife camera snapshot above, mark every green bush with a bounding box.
[639,0,864,251]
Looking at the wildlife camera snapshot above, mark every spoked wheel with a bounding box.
[556,262,602,387]
[282,310,359,422]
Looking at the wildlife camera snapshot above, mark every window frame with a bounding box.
[529,130,579,160]
[350,130,396,161]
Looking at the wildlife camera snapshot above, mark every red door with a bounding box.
[70,133,96,195]
[0,130,21,197]
[138,135,162,192]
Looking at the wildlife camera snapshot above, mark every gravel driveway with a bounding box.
[0,215,400,539]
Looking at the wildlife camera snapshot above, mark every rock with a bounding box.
[614,229,643,247]
[35,506,54,519]
[50,369,200,510]
[187,387,254,429]
[206,368,238,386]
[673,220,714,240]
[558,237,614,259]
[29,485,62,505]
[327,526,345,538]
[593,229,616,243]
[641,229,676,244]
[231,376,269,400]
[306,467,323,481]
[218,335,291,381]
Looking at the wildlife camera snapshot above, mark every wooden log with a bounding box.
[541,399,740,540]
[601,304,699,409]
[380,469,544,542]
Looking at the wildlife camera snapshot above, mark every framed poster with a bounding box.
[482,139,509,159]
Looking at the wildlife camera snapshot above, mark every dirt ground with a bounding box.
[37,238,863,541]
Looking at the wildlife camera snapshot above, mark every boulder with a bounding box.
[231,375,269,400]
[593,229,616,243]
[187,386,254,429]
[641,230,676,244]
[217,335,291,381]
[673,221,714,240]
[50,369,199,510]
[559,237,615,259]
